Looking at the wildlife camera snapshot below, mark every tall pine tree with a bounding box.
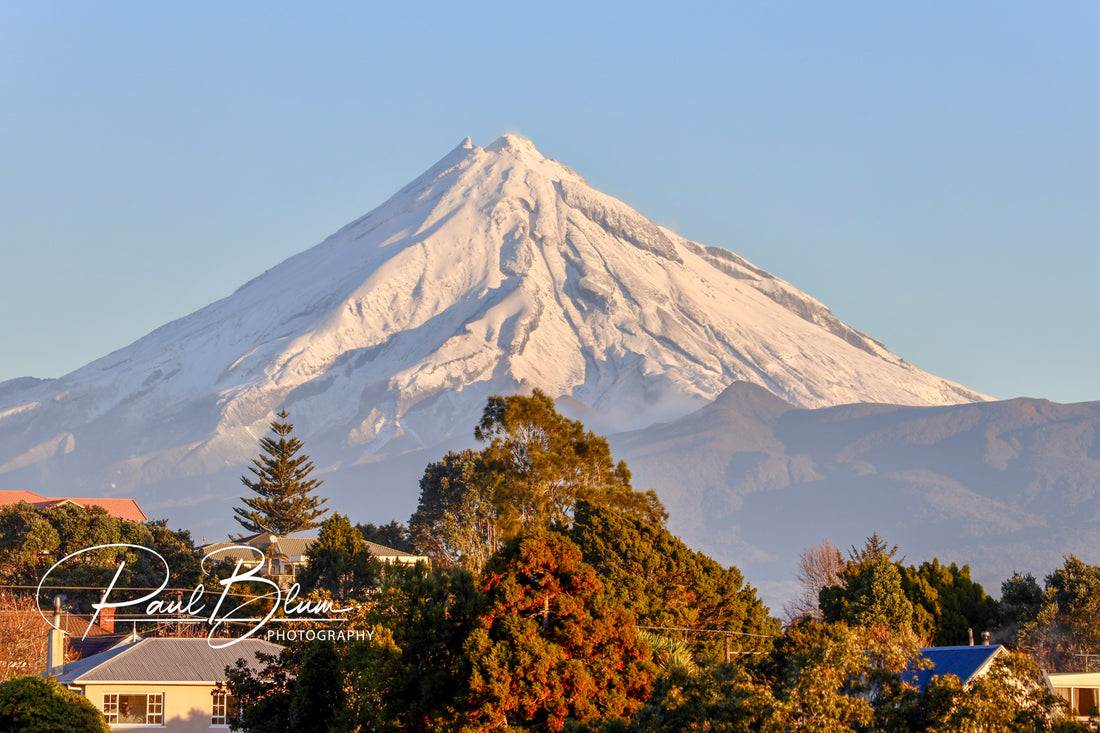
[234,410,328,536]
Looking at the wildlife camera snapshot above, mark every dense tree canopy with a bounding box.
[901,559,1000,646]
[297,513,379,599]
[474,390,665,532]
[821,554,915,633]
[815,535,998,645]
[410,449,502,571]
[409,391,666,572]
[1016,555,1100,672]
[0,502,200,615]
[0,675,110,733]
[357,520,416,553]
[567,501,777,658]
[465,531,656,731]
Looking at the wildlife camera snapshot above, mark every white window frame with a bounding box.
[101,692,164,726]
[211,688,229,726]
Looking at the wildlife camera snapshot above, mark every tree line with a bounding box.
[1,393,1099,730]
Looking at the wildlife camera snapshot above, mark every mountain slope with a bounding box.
[0,133,985,534]
[612,386,1100,607]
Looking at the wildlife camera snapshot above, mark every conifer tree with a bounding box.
[234,410,328,536]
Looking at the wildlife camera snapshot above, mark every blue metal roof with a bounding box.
[907,645,1005,691]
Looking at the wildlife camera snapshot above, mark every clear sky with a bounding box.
[2,2,1097,403]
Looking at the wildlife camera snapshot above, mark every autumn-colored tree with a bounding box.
[0,593,67,681]
[464,531,656,732]
[234,410,328,536]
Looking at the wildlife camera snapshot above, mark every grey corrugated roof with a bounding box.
[364,540,417,558]
[202,544,264,564]
[907,645,1005,691]
[201,535,420,560]
[273,537,314,557]
[55,638,283,685]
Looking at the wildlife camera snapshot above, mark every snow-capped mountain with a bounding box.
[0,134,986,533]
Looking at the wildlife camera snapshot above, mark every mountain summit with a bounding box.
[0,134,986,526]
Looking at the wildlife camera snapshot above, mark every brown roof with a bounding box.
[0,491,147,521]
[69,631,139,659]
[56,637,283,685]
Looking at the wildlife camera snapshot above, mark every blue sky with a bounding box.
[2,2,1097,402]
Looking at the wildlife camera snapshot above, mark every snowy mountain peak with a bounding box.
[0,134,988,509]
[485,132,544,158]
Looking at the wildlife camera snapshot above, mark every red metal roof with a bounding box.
[0,490,147,521]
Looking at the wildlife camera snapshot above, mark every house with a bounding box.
[906,644,1007,691]
[0,490,147,521]
[1045,671,1100,722]
[53,637,282,731]
[199,531,429,587]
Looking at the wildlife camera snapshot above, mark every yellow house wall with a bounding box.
[79,682,226,732]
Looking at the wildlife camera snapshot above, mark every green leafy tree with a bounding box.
[821,554,915,633]
[234,410,328,536]
[889,651,1087,733]
[568,501,777,659]
[766,622,921,733]
[0,501,200,616]
[474,389,665,533]
[1017,555,1100,672]
[464,531,656,731]
[410,393,665,572]
[288,642,342,732]
[409,449,502,571]
[357,520,415,553]
[0,502,59,583]
[341,565,482,731]
[224,646,300,733]
[0,675,110,733]
[298,513,379,599]
[624,663,775,732]
[998,572,1045,646]
[901,559,999,646]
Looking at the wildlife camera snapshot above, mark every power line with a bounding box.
[636,625,778,639]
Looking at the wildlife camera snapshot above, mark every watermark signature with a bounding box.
[36,543,356,648]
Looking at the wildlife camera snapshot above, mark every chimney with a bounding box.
[968,628,974,646]
[982,631,991,646]
[99,606,116,634]
[45,596,65,677]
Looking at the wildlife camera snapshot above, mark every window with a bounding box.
[102,693,163,725]
[211,689,237,726]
